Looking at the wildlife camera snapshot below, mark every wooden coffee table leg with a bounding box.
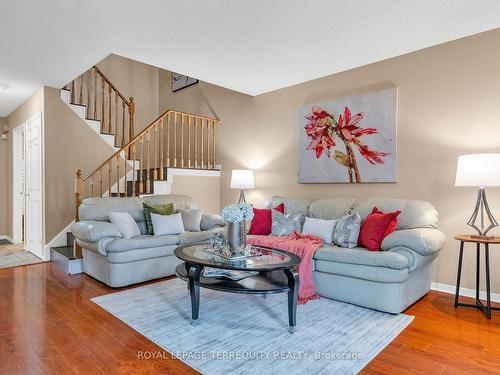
[188,265,202,324]
[285,268,299,333]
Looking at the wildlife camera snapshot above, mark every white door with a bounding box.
[25,113,44,259]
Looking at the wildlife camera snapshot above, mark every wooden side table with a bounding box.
[454,235,500,319]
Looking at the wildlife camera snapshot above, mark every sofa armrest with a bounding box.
[71,221,123,243]
[381,228,445,256]
[200,213,225,231]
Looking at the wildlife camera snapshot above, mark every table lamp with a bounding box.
[231,170,255,203]
[455,153,500,239]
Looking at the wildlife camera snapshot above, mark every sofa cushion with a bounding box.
[104,234,180,253]
[142,194,199,211]
[249,204,284,235]
[314,260,409,283]
[178,229,225,245]
[180,208,203,232]
[107,245,177,264]
[308,198,356,220]
[109,212,141,239]
[358,207,401,251]
[79,197,144,222]
[71,220,123,242]
[381,228,446,256]
[353,198,438,230]
[313,245,409,270]
[200,213,225,231]
[143,202,175,235]
[265,196,312,216]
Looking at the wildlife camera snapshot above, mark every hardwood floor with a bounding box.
[0,262,499,374]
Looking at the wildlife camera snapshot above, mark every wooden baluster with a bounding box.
[146,129,151,193]
[212,121,216,169]
[94,68,97,119]
[173,113,178,167]
[153,123,158,180]
[99,168,103,196]
[108,160,112,197]
[71,80,75,103]
[86,70,90,109]
[90,175,94,197]
[115,92,118,140]
[166,112,170,167]
[207,119,210,169]
[121,100,125,147]
[108,85,112,134]
[139,136,144,194]
[159,118,164,180]
[132,144,136,196]
[129,97,135,141]
[101,78,105,132]
[116,154,120,196]
[124,148,128,197]
[201,119,205,169]
[187,116,191,168]
[181,114,184,168]
[194,118,198,168]
[79,75,83,105]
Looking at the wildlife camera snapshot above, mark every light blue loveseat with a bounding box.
[264,196,445,314]
[71,195,225,287]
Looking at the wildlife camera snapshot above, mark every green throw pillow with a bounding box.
[143,203,175,235]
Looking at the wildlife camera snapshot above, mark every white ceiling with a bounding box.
[1,0,500,117]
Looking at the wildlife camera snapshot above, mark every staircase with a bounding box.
[63,65,220,260]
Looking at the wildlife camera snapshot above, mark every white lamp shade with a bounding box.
[455,154,500,187]
[231,169,255,189]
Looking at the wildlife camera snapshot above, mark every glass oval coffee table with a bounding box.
[174,244,301,333]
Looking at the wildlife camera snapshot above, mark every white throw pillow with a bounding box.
[109,212,141,239]
[301,217,337,244]
[151,212,185,235]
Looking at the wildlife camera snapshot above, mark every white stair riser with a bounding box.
[69,104,86,119]
[60,89,71,104]
[100,134,116,147]
[85,119,100,134]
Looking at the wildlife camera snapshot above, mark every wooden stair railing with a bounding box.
[65,66,135,148]
[75,109,220,222]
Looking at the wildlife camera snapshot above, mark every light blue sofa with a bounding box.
[265,196,445,314]
[71,195,225,287]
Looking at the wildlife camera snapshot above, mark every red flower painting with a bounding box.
[305,105,389,183]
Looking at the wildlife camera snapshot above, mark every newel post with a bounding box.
[128,97,135,159]
[75,169,83,221]
[74,169,83,259]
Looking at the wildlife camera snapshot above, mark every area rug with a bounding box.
[0,241,44,269]
[92,278,413,375]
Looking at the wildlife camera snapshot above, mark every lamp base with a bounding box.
[467,187,498,237]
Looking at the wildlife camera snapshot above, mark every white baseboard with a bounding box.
[44,221,74,260]
[0,235,15,243]
[431,282,500,303]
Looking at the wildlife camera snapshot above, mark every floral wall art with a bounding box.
[298,87,397,183]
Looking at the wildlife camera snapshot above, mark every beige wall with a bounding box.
[6,87,44,240]
[43,87,115,242]
[0,117,8,235]
[169,175,220,214]
[97,54,159,133]
[156,29,500,293]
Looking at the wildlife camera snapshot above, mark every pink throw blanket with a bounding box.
[247,232,323,304]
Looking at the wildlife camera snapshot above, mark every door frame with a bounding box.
[12,112,46,259]
[12,123,25,244]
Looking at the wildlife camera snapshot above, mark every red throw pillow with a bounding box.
[248,203,285,235]
[358,207,401,251]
